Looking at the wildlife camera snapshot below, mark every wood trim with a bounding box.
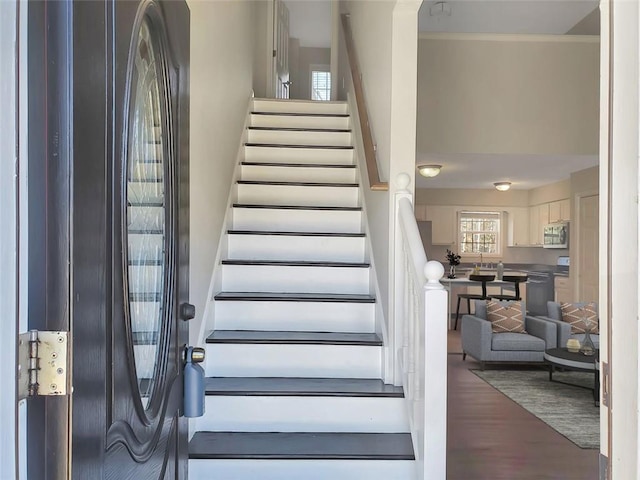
[340,14,388,192]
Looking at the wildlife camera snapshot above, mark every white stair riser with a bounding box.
[189,459,415,480]
[221,265,370,294]
[214,301,375,333]
[237,184,359,208]
[251,113,350,130]
[128,182,164,204]
[247,129,352,147]
[129,234,163,259]
[206,344,382,378]
[253,99,348,115]
[195,397,408,433]
[232,208,362,234]
[244,146,353,165]
[228,235,366,262]
[240,164,356,184]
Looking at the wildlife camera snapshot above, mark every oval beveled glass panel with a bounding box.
[125,18,167,407]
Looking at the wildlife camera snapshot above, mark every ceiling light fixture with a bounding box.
[417,164,442,178]
[494,182,512,192]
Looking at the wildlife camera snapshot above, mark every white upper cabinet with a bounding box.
[529,204,549,246]
[507,208,530,246]
[548,198,571,222]
[425,206,456,245]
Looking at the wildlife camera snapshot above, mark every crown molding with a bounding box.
[418,32,600,43]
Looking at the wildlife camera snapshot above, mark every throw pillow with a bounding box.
[560,302,599,334]
[486,300,526,333]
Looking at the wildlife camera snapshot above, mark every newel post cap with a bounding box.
[395,173,411,192]
[424,260,445,289]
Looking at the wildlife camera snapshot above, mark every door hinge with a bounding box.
[601,361,610,407]
[273,49,277,58]
[18,330,70,400]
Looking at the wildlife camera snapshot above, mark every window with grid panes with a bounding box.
[311,70,331,101]
[459,211,502,255]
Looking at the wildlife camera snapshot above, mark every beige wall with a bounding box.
[188,0,256,345]
[252,0,270,98]
[338,0,396,320]
[529,179,571,206]
[417,34,600,156]
[290,46,331,100]
[337,0,420,325]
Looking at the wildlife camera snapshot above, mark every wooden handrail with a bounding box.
[341,14,388,192]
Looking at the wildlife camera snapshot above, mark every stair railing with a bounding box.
[392,174,447,480]
[340,14,388,191]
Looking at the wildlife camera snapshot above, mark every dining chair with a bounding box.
[490,275,528,301]
[454,274,495,330]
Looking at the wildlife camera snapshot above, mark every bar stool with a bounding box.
[490,275,528,301]
[454,274,495,330]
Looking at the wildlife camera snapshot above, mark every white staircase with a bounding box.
[189,99,415,479]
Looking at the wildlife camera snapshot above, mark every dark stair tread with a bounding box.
[251,111,350,118]
[204,377,404,397]
[206,330,382,346]
[227,230,365,237]
[213,292,375,303]
[237,180,358,187]
[241,161,356,169]
[233,204,362,211]
[245,143,353,150]
[189,432,414,460]
[248,126,351,133]
[221,260,369,268]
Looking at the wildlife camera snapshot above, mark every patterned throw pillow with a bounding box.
[486,300,526,333]
[560,302,599,334]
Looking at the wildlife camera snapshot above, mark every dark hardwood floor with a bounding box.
[447,329,599,479]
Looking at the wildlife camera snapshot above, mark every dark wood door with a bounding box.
[70,1,190,478]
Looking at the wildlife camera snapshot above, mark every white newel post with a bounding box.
[391,173,413,386]
[422,261,448,479]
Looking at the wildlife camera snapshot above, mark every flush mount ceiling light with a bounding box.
[417,164,442,178]
[494,182,512,192]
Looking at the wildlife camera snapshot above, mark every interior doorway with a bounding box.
[274,0,334,101]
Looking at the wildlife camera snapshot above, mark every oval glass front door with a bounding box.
[125,17,169,407]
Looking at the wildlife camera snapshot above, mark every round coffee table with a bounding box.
[544,347,600,406]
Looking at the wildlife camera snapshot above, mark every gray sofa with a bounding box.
[461,300,557,369]
[536,301,600,349]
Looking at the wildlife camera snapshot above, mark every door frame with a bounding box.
[0,1,21,477]
[599,0,639,477]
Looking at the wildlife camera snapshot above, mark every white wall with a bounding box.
[338,0,395,320]
[417,34,600,156]
[337,0,421,317]
[188,0,256,345]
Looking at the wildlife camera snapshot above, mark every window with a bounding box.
[311,70,331,101]
[459,211,501,255]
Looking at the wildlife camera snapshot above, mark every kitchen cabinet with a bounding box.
[507,208,530,246]
[425,206,456,245]
[414,204,427,221]
[554,275,572,303]
[528,204,549,246]
[549,199,571,222]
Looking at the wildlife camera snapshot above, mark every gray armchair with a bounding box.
[461,300,557,370]
[537,301,600,349]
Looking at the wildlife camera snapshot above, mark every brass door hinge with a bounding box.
[601,361,610,407]
[18,330,70,400]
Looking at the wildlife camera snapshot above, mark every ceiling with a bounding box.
[416,0,600,190]
[285,0,332,48]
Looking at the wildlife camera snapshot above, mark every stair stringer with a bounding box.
[193,96,253,368]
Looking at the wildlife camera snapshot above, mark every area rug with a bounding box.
[471,368,599,449]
